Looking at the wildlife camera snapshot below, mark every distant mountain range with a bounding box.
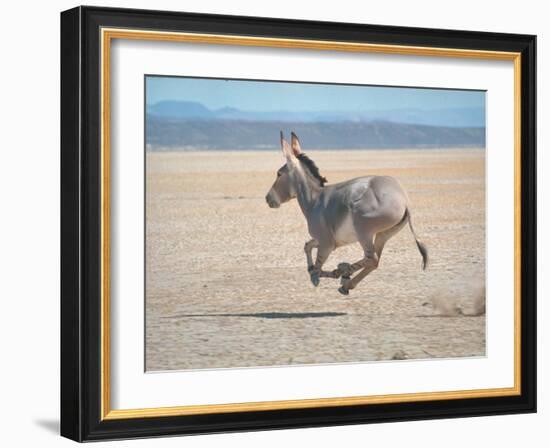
[147,101,485,128]
[145,101,485,150]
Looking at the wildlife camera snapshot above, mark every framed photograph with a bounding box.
[60,6,536,442]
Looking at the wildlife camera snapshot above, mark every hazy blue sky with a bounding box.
[146,76,485,112]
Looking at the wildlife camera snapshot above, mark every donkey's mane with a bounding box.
[297,153,328,187]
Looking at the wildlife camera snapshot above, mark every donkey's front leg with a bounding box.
[305,240,340,283]
[309,244,336,287]
[304,239,319,272]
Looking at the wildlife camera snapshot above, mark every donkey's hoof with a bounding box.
[310,272,320,287]
[337,262,352,277]
[340,276,352,293]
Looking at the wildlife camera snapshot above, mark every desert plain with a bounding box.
[145,148,485,371]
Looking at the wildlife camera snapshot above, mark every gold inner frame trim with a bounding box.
[100,27,522,421]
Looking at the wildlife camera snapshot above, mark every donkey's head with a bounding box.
[265,132,327,208]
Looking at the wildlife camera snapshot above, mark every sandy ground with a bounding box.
[145,149,485,371]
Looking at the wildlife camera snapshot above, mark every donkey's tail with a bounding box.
[405,208,428,270]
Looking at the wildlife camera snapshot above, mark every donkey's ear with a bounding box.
[290,132,302,156]
[280,131,295,162]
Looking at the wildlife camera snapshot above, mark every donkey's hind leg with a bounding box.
[336,228,378,280]
[337,213,408,295]
[338,264,377,295]
[338,232,378,295]
[338,220,407,295]
[374,213,408,260]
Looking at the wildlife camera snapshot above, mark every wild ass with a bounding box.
[265,132,428,295]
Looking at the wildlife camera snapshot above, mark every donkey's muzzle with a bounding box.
[265,194,280,208]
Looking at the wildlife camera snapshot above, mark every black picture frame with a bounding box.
[61,5,536,442]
